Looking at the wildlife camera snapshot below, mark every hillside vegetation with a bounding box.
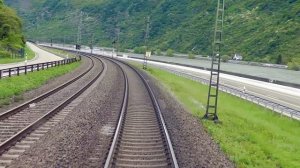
[0,0,25,58]
[6,0,300,66]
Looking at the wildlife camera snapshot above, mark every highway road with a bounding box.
[39,43,300,119]
[0,42,63,70]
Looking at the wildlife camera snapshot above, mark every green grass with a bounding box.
[40,47,77,58]
[141,65,300,168]
[0,61,80,107]
[0,45,35,64]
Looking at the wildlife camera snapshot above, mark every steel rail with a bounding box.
[39,47,179,167]
[0,56,105,154]
[102,57,178,168]
[119,59,179,168]
[0,55,93,121]
[103,59,129,168]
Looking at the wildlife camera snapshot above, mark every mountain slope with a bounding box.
[6,0,300,65]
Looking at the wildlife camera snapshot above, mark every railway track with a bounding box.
[0,55,105,167]
[103,57,178,168]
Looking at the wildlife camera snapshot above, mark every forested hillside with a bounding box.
[0,0,25,58]
[6,0,300,66]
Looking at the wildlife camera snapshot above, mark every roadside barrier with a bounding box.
[0,58,78,79]
[162,67,300,120]
[128,56,300,89]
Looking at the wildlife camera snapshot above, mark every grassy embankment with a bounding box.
[0,61,80,107]
[0,45,35,64]
[40,47,78,58]
[139,64,300,168]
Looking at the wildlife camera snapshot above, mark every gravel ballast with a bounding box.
[5,56,234,167]
[0,57,89,114]
[140,69,235,168]
[8,59,124,167]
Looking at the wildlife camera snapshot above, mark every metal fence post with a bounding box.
[25,66,27,75]
[17,67,20,76]
[9,69,11,77]
[0,70,2,79]
[37,64,40,71]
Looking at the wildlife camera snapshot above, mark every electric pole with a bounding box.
[143,16,150,70]
[204,0,225,122]
[115,28,120,56]
[76,11,83,50]
[90,33,94,54]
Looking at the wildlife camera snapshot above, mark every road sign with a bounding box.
[146,51,151,58]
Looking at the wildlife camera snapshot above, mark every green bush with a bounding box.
[188,52,195,59]
[0,50,10,58]
[155,49,162,55]
[133,46,146,54]
[166,49,174,57]
[119,47,126,52]
[261,56,271,63]
[221,55,230,62]
[287,60,300,71]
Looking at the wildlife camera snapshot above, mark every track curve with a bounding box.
[103,57,178,168]
[0,55,105,167]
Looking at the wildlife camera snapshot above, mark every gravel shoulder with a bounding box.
[139,68,235,168]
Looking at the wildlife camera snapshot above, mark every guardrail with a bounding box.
[162,67,300,120]
[128,56,300,89]
[0,58,78,79]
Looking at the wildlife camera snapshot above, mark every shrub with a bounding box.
[156,49,162,55]
[0,50,10,58]
[133,46,146,54]
[221,55,230,62]
[188,52,195,59]
[119,47,126,52]
[166,49,174,57]
[287,59,300,71]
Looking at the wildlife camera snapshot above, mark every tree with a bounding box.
[0,1,24,57]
